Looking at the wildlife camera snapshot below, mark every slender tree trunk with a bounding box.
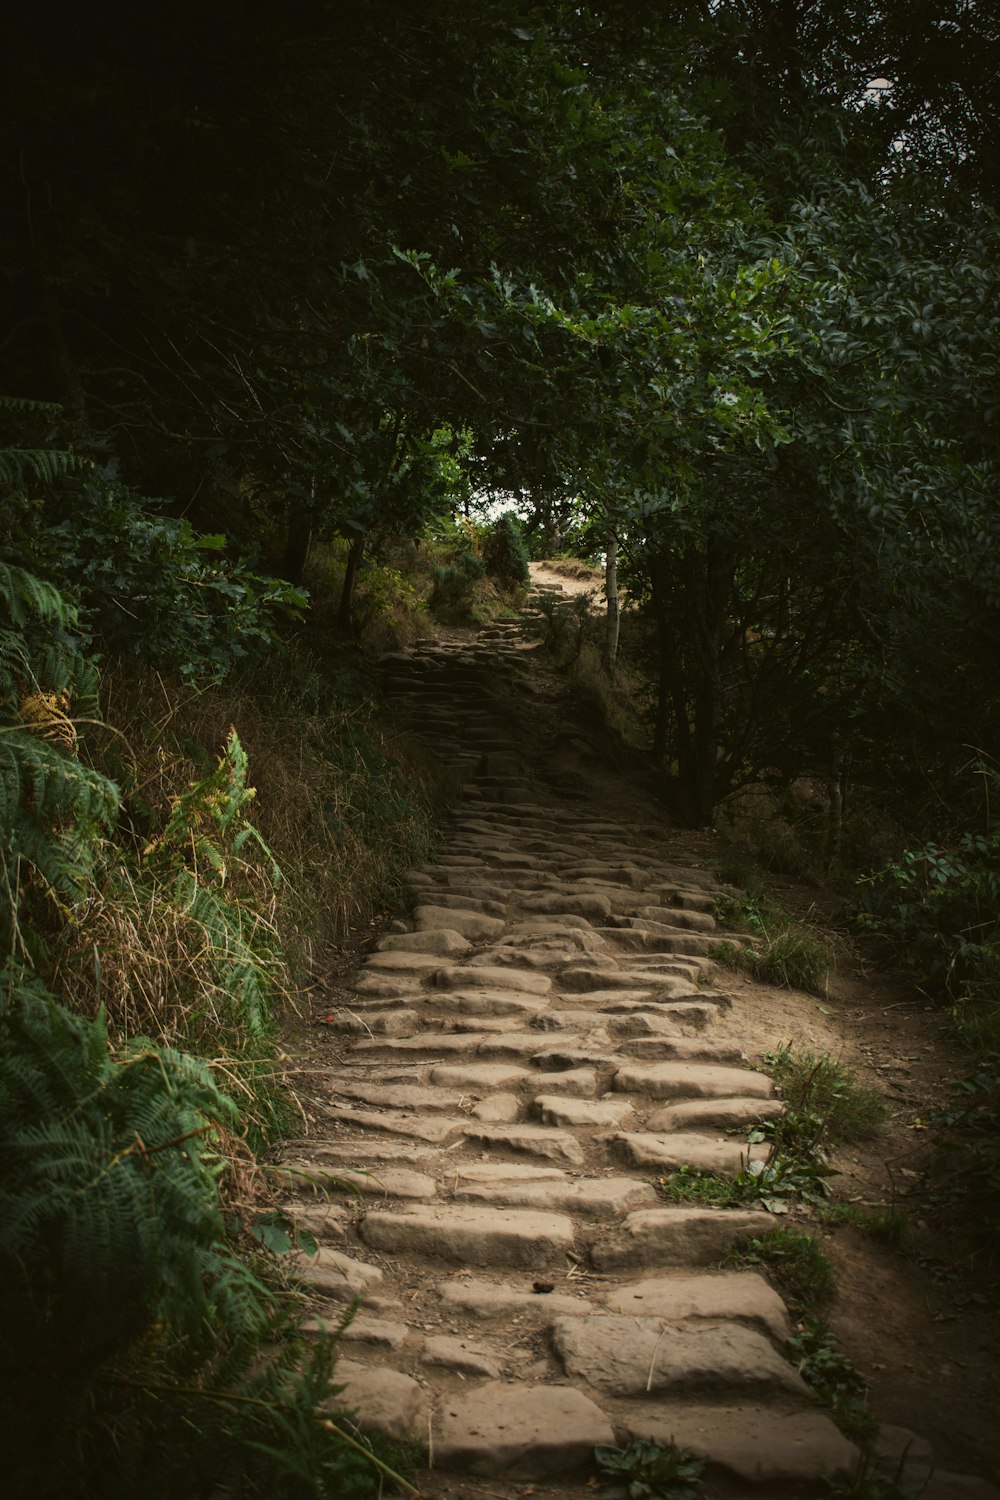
[825,738,845,868]
[603,533,620,677]
[337,534,366,632]
[283,508,313,584]
[33,250,89,435]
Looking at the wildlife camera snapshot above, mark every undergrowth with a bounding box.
[723,1227,834,1312]
[713,888,835,995]
[788,1317,875,1439]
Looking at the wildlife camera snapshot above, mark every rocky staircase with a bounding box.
[280,579,993,1499]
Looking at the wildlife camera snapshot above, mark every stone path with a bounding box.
[281,583,995,1499]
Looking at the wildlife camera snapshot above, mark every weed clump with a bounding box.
[713,890,834,995]
[723,1227,834,1312]
[764,1046,887,1143]
[788,1317,875,1438]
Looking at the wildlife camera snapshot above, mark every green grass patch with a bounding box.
[819,1203,909,1244]
[713,892,834,995]
[723,1227,834,1312]
[764,1045,887,1143]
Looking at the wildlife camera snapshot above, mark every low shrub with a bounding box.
[714,890,835,995]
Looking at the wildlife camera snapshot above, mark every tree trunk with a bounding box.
[825,739,845,868]
[337,534,366,633]
[602,533,620,677]
[33,250,89,436]
[282,508,313,584]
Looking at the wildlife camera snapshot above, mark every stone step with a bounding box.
[611,1061,773,1100]
[612,1130,766,1175]
[592,1206,775,1268]
[602,1270,791,1343]
[358,1203,576,1267]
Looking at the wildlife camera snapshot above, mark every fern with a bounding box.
[0,975,395,1500]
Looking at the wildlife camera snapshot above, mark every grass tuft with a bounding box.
[723,1227,834,1312]
[764,1045,887,1143]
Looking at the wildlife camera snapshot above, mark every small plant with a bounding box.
[820,1453,925,1498]
[723,1227,834,1311]
[656,1152,833,1212]
[923,1063,1000,1250]
[788,1318,874,1438]
[819,1204,909,1244]
[763,1046,887,1144]
[594,1437,706,1500]
[714,892,834,995]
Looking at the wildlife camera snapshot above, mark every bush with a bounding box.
[714,891,834,995]
[482,511,530,590]
[856,765,1000,1039]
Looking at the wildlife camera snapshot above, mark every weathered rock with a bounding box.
[429,1061,531,1090]
[527,1066,599,1097]
[432,989,548,1019]
[552,1314,807,1398]
[613,1131,764,1175]
[624,1404,857,1485]
[363,951,445,974]
[519,892,613,919]
[340,1315,411,1349]
[647,1096,785,1131]
[592,1207,775,1269]
[376,928,472,956]
[413,905,506,940]
[463,1121,586,1165]
[326,1106,464,1144]
[454,1174,656,1217]
[470,1093,522,1122]
[323,1166,438,1201]
[612,1061,773,1100]
[333,1081,464,1112]
[359,1204,575,1266]
[296,1247,384,1300]
[438,1276,593,1321]
[328,1361,427,1442]
[533,1094,637,1129]
[323,1005,420,1031]
[433,965,552,995]
[603,1271,791,1344]
[421,1334,501,1378]
[433,1383,615,1477]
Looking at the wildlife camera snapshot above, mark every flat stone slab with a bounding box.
[519,892,613,919]
[608,1026,743,1062]
[613,1132,764,1175]
[434,965,552,994]
[648,1096,785,1131]
[432,989,548,1019]
[327,1107,464,1144]
[334,1081,465,1112]
[340,1315,411,1349]
[377,928,472,956]
[478,1033,580,1059]
[451,1163,567,1186]
[612,1062,773,1100]
[433,1382,614,1477]
[296,1247,384,1300]
[533,1094,637,1129]
[322,1006,419,1032]
[527,1067,599,1097]
[454,1174,657,1216]
[603,1271,791,1344]
[359,1204,575,1267]
[363,951,445,973]
[353,1032,491,1057]
[438,1276,592,1321]
[463,1122,585,1165]
[625,1404,857,1485]
[552,1314,807,1398]
[429,1061,532,1090]
[329,1361,427,1442]
[470,1092,522,1122]
[421,1334,501,1378]
[325,1166,438,1201]
[593,1207,775,1269]
[414,905,506,940]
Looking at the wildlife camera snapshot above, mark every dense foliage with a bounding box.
[3,1,1000,1479]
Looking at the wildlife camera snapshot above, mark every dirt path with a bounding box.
[282,580,999,1499]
